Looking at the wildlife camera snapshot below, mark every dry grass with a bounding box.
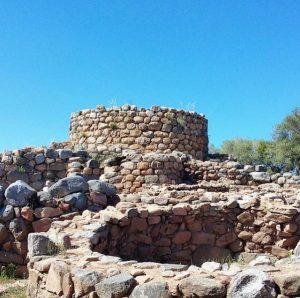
[0,286,26,298]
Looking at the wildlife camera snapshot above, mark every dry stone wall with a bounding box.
[101,152,188,194]
[70,105,208,159]
[93,197,300,264]
[0,147,102,191]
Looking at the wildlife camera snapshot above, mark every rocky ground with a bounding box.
[26,180,300,297]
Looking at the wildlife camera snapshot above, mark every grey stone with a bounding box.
[0,205,14,222]
[227,268,276,298]
[95,272,135,298]
[86,159,99,169]
[160,264,188,272]
[130,282,170,298]
[45,149,58,159]
[72,268,103,297]
[88,180,117,196]
[57,149,73,159]
[64,192,87,210]
[70,162,83,169]
[49,176,89,198]
[255,165,267,172]
[24,152,35,160]
[28,233,50,256]
[35,154,45,164]
[74,150,89,159]
[75,193,87,210]
[9,218,28,241]
[38,191,54,207]
[244,165,255,172]
[179,276,226,298]
[250,172,271,183]
[4,180,36,207]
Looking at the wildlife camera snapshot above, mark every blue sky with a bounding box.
[0,0,299,151]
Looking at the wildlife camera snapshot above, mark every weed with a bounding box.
[176,115,186,127]
[16,166,25,173]
[0,286,26,298]
[47,241,67,256]
[0,264,16,280]
[110,122,118,130]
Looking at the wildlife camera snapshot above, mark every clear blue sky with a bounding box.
[0,0,299,151]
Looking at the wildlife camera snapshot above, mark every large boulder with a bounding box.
[49,176,89,198]
[250,172,271,183]
[28,233,50,256]
[179,276,226,298]
[4,180,36,207]
[227,268,276,298]
[95,272,135,298]
[0,204,14,222]
[88,180,117,196]
[130,282,170,298]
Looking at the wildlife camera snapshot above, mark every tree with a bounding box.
[273,108,300,169]
[220,138,256,164]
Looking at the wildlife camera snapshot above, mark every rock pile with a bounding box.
[0,176,116,272]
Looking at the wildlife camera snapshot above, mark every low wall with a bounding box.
[93,197,300,263]
[70,105,208,159]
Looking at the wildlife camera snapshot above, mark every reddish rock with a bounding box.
[148,215,161,225]
[21,206,34,221]
[90,192,107,206]
[252,232,272,245]
[238,231,253,241]
[34,207,63,218]
[172,231,191,245]
[237,211,254,224]
[130,217,148,232]
[216,232,237,247]
[191,232,215,245]
[32,218,52,232]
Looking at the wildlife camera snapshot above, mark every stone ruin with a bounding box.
[0,104,300,297]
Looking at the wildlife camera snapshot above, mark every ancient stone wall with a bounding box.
[69,105,208,159]
[0,147,101,190]
[93,198,300,264]
[101,152,187,194]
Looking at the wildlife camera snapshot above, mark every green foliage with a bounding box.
[221,138,256,164]
[16,165,25,173]
[220,107,300,170]
[110,122,118,130]
[273,108,300,169]
[0,264,16,280]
